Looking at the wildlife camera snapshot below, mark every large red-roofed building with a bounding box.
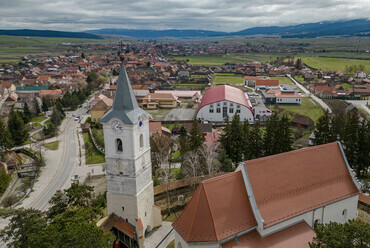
[173,142,361,248]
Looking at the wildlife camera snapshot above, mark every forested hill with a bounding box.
[0,29,102,39]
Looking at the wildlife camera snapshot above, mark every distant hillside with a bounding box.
[0,29,102,39]
[86,19,370,39]
[85,29,226,39]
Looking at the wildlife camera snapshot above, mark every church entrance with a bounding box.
[112,228,138,248]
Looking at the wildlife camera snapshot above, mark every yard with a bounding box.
[270,76,294,85]
[213,75,244,85]
[30,116,47,123]
[269,97,324,123]
[82,133,105,165]
[42,141,59,150]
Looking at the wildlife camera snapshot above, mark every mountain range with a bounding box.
[86,19,370,39]
[0,19,369,39]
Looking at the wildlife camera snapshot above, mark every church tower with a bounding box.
[100,55,161,245]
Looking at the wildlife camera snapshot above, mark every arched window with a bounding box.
[140,134,144,148]
[116,139,123,152]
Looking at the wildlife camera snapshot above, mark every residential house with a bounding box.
[142,93,180,109]
[91,95,113,122]
[291,114,314,129]
[172,142,361,248]
[155,90,201,102]
[39,89,63,100]
[355,70,367,79]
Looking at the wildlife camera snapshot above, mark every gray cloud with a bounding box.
[0,0,369,31]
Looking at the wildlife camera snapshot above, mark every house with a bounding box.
[255,79,279,91]
[0,81,16,95]
[355,70,367,79]
[178,71,190,82]
[149,122,171,136]
[155,90,201,102]
[39,89,63,100]
[172,142,361,248]
[351,84,370,97]
[196,85,254,123]
[142,93,180,109]
[261,87,301,105]
[244,76,264,87]
[291,114,314,129]
[91,95,113,122]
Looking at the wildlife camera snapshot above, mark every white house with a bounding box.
[196,85,254,122]
[355,70,367,79]
[172,142,361,248]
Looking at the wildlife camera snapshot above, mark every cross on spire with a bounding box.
[118,41,125,52]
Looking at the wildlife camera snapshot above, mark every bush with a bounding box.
[85,117,91,124]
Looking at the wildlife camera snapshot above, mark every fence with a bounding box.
[88,127,105,154]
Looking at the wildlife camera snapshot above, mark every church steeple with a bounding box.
[100,64,149,125]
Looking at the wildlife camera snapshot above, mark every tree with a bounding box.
[342,112,359,168]
[217,148,233,172]
[309,220,370,248]
[81,52,85,59]
[0,208,47,248]
[199,144,220,177]
[182,150,202,188]
[23,102,32,121]
[34,99,40,116]
[242,120,251,160]
[354,120,369,176]
[295,58,304,70]
[178,126,189,160]
[0,167,11,196]
[51,109,62,126]
[228,114,244,163]
[7,110,29,146]
[189,119,204,152]
[249,122,264,159]
[277,114,293,153]
[0,119,13,149]
[314,110,333,145]
[264,113,279,156]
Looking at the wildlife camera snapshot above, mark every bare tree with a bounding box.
[150,134,174,215]
[182,150,202,188]
[199,144,220,177]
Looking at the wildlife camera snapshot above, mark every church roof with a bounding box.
[97,213,136,238]
[100,64,149,125]
[172,171,257,242]
[244,142,360,227]
[222,221,315,248]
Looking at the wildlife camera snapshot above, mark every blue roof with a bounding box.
[16,86,48,91]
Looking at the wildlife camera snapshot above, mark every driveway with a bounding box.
[164,108,196,121]
[346,100,370,116]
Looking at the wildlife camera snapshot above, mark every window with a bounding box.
[237,105,240,108]
[209,108,214,113]
[223,102,227,106]
[236,109,240,113]
[140,134,144,148]
[229,108,234,113]
[216,108,221,113]
[116,139,123,152]
[230,103,233,107]
[217,103,220,107]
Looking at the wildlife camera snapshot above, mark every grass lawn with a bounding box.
[30,122,42,129]
[340,83,353,90]
[44,119,51,126]
[166,241,175,248]
[30,116,46,123]
[270,76,294,85]
[172,150,181,160]
[300,57,370,74]
[270,97,324,123]
[213,75,243,85]
[82,133,105,164]
[43,141,59,150]
[164,209,183,222]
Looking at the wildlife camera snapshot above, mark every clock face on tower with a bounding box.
[111,121,123,134]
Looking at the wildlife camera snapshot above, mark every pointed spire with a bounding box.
[100,64,149,125]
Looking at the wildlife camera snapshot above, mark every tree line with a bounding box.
[314,110,370,176]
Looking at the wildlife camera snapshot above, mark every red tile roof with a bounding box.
[172,171,257,242]
[222,221,315,248]
[244,142,360,227]
[98,213,136,238]
[198,85,252,113]
[256,80,279,86]
[359,194,370,206]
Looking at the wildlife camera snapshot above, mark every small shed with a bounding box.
[291,114,314,130]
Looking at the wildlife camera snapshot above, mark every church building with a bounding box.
[98,56,162,248]
[172,142,362,248]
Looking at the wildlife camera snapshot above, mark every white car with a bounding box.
[74,117,79,121]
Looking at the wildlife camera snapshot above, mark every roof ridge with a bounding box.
[202,183,219,240]
[244,142,339,165]
[203,171,237,184]
[188,184,202,241]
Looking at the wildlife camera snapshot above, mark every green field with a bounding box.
[270,97,324,123]
[30,116,46,123]
[270,77,293,85]
[213,75,243,84]
[300,57,370,74]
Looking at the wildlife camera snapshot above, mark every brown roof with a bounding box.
[1,81,13,88]
[292,114,314,125]
[97,213,135,238]
[222,221,315,248]
[256,80,279,86]
[143,93,178,101]
[359,194,370,206]
[39,89,62,95]
[244,142,360,227]
[149,122,162,134]
[172,171,257,242]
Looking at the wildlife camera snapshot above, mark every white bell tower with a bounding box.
[100,59,161,245]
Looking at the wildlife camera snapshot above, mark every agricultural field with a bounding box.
[300,57,370,74]
[269,97,324,123]
[270,76,293,85]
[0,35,115,64]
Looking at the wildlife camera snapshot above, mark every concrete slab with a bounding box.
[164,109,196,121]
[144,221,175,248]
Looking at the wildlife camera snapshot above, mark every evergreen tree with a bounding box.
[7,110,29,146]
[228,114,244,163]
[42,98,49,112]
[220,116,231,157]
[178,126,189,160]
[249,122,264,159]
[51,109,62,127]
[81,52,85,59]
[342,112,359,168]
[278,115,293,153]
[218,148,233,172]
[355,120,370,176]
[331,112,346,142]
[0,119,13,149]
[188,119,204,152]
[264,113,279,156]
[55,100,65,118]
[242,120,251,160]
[34,100,40,116]
[23,102,31,122]
[314,110,333,145]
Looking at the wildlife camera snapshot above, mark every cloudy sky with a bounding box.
[0,0,369,32]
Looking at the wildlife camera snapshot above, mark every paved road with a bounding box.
[0,107,88,248]
[346,100,370,117]
[287,75,332,113]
